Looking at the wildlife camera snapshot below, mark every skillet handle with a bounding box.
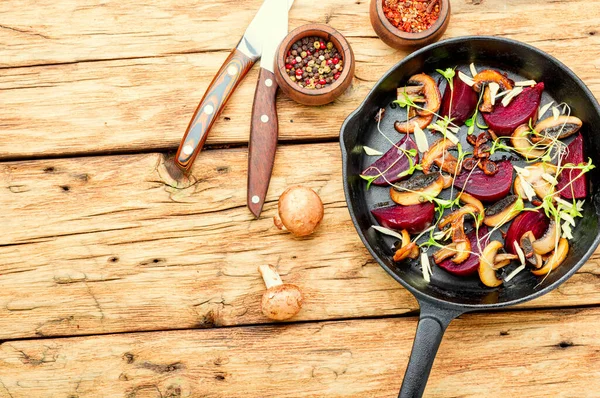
[398,301,465,398]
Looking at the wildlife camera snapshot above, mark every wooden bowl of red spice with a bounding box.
[275,24,355,106]
[370,0,450,49]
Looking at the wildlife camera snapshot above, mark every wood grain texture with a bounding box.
[1,143,599,340]
[0,308,599,397]
[0,0,599,158]
[248,68,279,217]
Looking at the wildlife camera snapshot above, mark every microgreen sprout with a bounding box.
[465,89,486,135]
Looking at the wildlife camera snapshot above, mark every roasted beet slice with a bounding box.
[371,202,435,234]
[361,135,419,186]
[557,134,588,199]
[504,210,550,254]
[482,82,544,136]
[453,160,513,202]
[440,75,478,125]
[438,226,489,276]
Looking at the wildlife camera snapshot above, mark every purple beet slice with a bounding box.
[505,210,550,254]
[371,202,435,234]
[438,226,489,276]
[453,160,513,202]
[483,82,544,136]
[362,134,419,186]
[440,75,478,125]
[557,134,588,199]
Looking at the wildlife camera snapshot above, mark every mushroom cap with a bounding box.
[276,186,324,237]
[260,284,303,320]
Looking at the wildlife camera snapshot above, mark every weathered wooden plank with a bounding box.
[0,308,598,397]
[1,0,599,67]
[0,1,599,159]
[0,143,599,340]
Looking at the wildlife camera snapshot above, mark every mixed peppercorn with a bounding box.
[285,36,343,89]
[382,0,440,33]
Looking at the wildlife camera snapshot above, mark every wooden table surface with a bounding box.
[1,0,600,396]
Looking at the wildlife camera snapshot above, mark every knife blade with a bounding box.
[174,0,287,173]
[247,0,295,217]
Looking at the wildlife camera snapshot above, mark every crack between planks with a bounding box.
[0,136,341,164]
[1,302,600,344]
[0,48,232,70]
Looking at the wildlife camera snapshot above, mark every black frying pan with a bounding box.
[339,36,600,397]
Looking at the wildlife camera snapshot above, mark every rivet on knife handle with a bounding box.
[175,48,254,172]
[247,68,279,218]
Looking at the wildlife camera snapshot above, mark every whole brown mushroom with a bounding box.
[258,264,303,321]
[273,186,324,237]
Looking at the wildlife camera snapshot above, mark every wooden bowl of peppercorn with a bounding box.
[370,0,450,49]
[275,24,354,106]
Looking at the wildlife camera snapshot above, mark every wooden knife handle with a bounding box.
[175,48,254,172]
[247,68,279,217]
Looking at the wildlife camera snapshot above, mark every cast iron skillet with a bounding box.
[340,36,600,397]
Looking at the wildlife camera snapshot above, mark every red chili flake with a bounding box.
[319,78,327,85]
[334,72,341,80]
[320,41,326,49]
[382,0,441,33]
[327,59,333,66]
[332,57,339,65]
[290,59,297,65]
[285,64,292,70]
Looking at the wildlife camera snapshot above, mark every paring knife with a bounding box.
[174,0,294,172]
[247,0,293,218]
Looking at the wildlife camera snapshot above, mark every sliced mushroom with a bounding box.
[405,73,442,116]
[511,124,545,160]
[531,237,569,276]
[473,70,514,113]
[394,73,441,133]
[483,195,523,227]
[433,241,472,265]
[521,230,545,268]
[438,204,481,229]
[422,138,457,174]
[434,217,471,264]
[478,241,504,287]
[458,192,485,216]
[519,231,536,260]
[452,241,471,264]
[433,152,460,175]
[393,230,419,262]
[531,115,583,144]
[397,85,426,103]
[433,243,458,264]
[390,173,444,206]
[441,173,454,189]
[393,241,417,262]
[394,117,434,134]
[494,253,519,264]
[514,162,558,201]
[532,220,561,255]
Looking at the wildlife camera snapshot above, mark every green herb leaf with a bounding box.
[464,117,474,127]
[359,174,377,190]
[436,68,455,80]
[476,120,489,129]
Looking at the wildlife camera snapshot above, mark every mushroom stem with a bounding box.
[258,264,283,289]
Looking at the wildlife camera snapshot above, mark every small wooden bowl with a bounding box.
[275,24,355,106]
[370,0,451,49]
